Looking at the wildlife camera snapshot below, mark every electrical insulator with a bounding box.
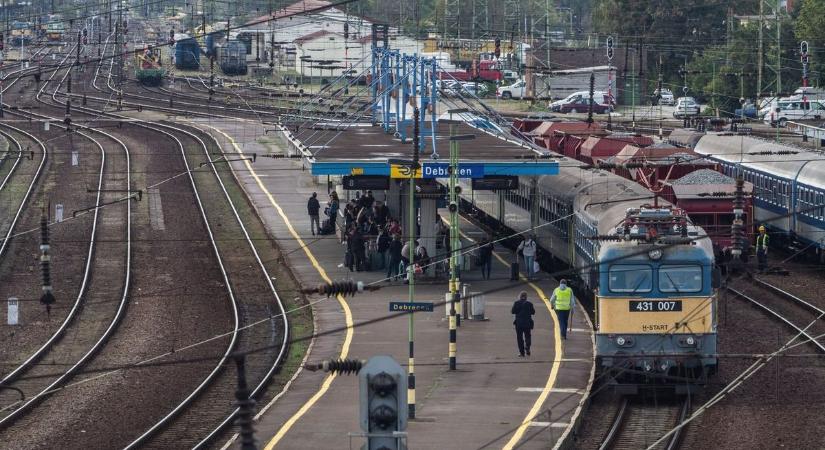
[309,280,367,297]
[305,358,364,375]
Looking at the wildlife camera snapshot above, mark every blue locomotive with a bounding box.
[458,150,718,392]
[174,36,202,70]
[218,40,248,76]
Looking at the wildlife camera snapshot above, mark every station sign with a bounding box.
[390,164,422,179]
[421,163,484,179]
[472,175,519,190]
[342,175,390,190]
[389,301,434,312]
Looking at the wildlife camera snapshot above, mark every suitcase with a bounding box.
[510,262,519,281]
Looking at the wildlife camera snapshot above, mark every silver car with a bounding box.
[673,97,701,118]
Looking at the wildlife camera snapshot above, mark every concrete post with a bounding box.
[418,197,438,262]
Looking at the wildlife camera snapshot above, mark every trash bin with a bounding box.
[470,292,486,320]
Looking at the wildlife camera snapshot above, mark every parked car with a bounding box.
[673,97,701,118]
[496,79,526,99]
[556,97,611,114]
[653,88,675,105]
[460,82,488,97]
[549,91,612,112]
[763,100,825,127]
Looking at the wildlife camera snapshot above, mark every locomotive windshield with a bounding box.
[608,264,652,293]
[659,265,703,293]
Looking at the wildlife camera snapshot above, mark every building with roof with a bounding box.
[238,0,419,78]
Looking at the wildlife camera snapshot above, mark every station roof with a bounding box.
[291,121,543,162]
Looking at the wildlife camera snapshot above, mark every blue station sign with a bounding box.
[311,160,559,177]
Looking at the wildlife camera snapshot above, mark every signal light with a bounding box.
[359,356,407,450]
[494,37,501,58]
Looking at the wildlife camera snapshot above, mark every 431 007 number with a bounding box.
[629,300,683,312]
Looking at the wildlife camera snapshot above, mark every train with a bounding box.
[135,46,165,86]
[457,151,718,392]
[511,119,755,255]
[674,131,825,262]
[218,40,248,76]
[174,36,202,70]
[46,21,65,44]
[10,21,34,45]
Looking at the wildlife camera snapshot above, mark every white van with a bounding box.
[763,100,825,127]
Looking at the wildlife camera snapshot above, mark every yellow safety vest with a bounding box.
[756,233,769,250]
[554,287,572,311]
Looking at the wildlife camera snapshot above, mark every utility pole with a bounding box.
[775,0,781,96]
[406,108,420,419]
[448,121,459,372]
[757,0,763,100]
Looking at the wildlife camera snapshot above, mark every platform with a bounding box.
[193,118,594,450]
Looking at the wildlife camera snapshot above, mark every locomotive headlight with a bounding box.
[686,336,695,346]
[648,248,663,260]
[616,336,626,346]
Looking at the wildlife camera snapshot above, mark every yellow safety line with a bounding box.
[446,217,563,448]
[203,125,354,449]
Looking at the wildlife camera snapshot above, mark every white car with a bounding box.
[673,97,701,118]
[654,88,675,105]
[763,100,825,127]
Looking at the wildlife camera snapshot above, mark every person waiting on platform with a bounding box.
[307,192,320,236]
[478,237,494,280]
[386,234,403,281]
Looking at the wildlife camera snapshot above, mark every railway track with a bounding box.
[599,396,689,450]
[0,52,133,427]
[0,125,46,264]
[41,39,290,447]
[727,276,825,354]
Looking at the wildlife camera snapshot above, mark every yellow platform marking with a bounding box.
[203,125,354,449]
[445,217,563,449]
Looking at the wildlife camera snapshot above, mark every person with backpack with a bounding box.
[517,235,538,280]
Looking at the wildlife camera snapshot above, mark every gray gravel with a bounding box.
[672,168,734,184]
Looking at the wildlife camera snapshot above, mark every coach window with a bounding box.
[609,264,653,293]
[659,265,703,293]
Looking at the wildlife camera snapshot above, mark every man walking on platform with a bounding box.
[756,225,769,272]
[307,192,320,235]
[550,279,575,340]
[511,291,535,357]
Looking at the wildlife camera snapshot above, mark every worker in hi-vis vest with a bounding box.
[550,279,575,340]
[756,225,769,273]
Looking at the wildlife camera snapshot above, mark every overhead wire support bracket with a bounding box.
[72,191,142,218]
